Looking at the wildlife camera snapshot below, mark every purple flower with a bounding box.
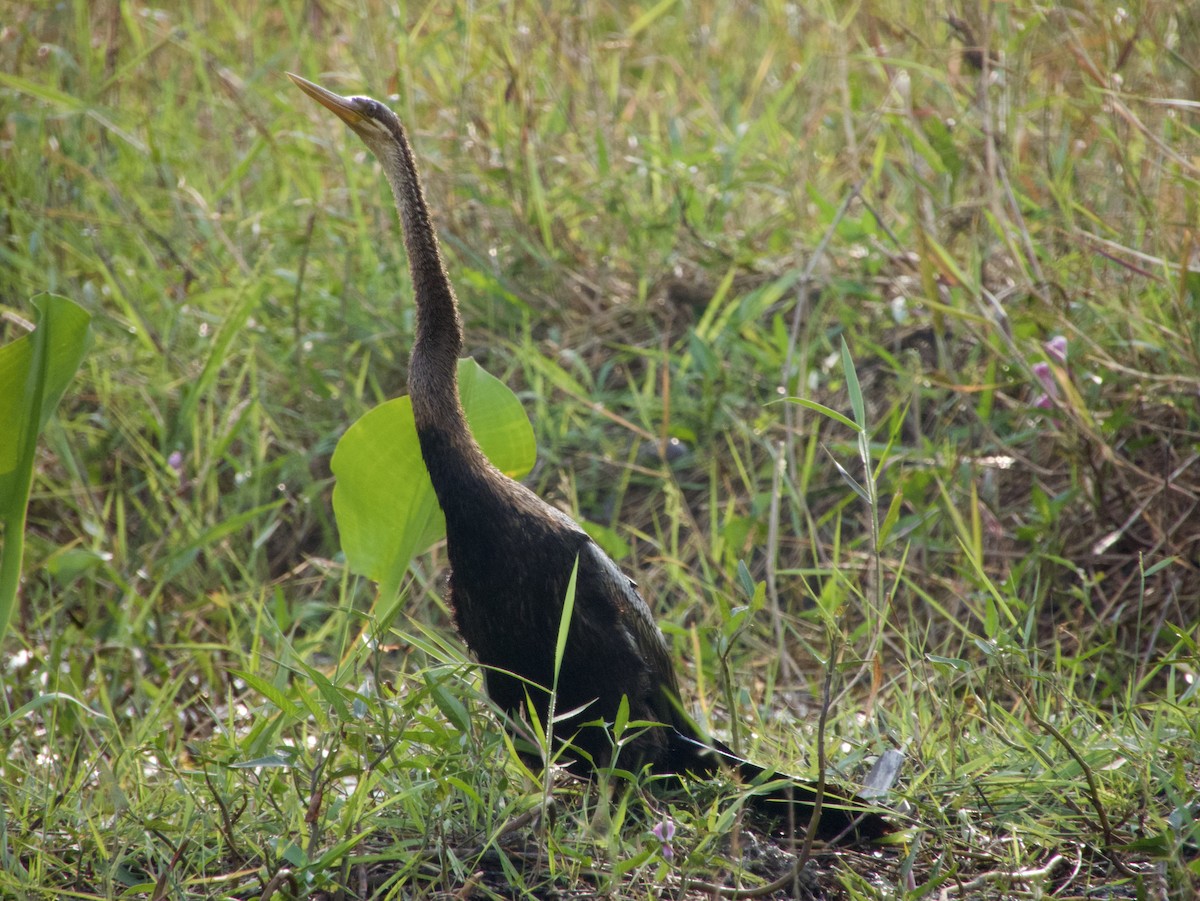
[167,451,185,478]
[1032,361,1058,408]
[652,818,676,861]
[1044,335,1068,364]
[1032,362,1055,394]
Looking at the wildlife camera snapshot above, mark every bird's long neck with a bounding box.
[375,118,479,465]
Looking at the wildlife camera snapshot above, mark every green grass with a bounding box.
[3,0,1199,897]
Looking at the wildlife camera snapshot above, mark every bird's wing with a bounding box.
[573,540,699,730]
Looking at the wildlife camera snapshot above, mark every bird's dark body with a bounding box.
[422,419,677,770]
[291,73,890,843]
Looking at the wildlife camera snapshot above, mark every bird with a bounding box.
[288,73,891,843]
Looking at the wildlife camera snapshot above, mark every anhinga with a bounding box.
[289,73,890,843]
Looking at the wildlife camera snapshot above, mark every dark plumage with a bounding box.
[289,73,890,843]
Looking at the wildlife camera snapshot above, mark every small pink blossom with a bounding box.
[1044,335,1068,364]
[652,818,676,860]
[1032,361,1058,408]
[1032,362,1055,394]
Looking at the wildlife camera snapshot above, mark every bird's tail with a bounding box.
[668,731,892,843]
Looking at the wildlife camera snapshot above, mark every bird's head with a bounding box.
[287,73,400,159]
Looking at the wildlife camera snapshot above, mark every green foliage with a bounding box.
[0,294,91,638]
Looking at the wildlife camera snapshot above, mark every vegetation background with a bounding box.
[2,0,1198,897]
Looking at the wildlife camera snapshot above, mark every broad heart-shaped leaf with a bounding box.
[0,294,92,639]
[331,357,536,601]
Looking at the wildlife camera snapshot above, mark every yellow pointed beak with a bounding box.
[287,73,366,127]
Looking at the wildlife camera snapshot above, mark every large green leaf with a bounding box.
[331,357,536,601]
[0,294,92,638]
